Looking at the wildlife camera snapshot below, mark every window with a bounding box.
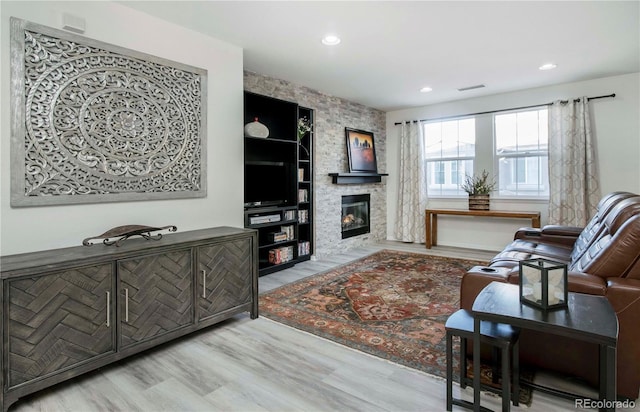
[495,108,549,197]
[424,118,475,196]
[421,108,549,199]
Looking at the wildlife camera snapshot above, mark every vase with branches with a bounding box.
[297,117,312,157]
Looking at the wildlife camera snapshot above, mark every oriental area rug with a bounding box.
[259,249,533,405]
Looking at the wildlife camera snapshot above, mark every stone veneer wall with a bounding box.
[244,71,387,258]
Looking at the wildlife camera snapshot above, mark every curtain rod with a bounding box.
[393,93,616,125]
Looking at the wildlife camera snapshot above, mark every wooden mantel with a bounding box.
[328,172,389,184]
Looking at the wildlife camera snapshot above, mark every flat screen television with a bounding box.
[244,162,295,208]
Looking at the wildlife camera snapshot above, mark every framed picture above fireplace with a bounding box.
[345,128,378,173]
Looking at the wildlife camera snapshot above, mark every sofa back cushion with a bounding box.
[570,196,640,279]
[569,191,637,263]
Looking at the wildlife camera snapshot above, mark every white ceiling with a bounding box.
[121,1,639,111]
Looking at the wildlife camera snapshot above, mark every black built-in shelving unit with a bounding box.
[296,106,313,266]
[244,91,314,276]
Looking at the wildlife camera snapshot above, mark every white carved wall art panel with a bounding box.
[10,18,207,206]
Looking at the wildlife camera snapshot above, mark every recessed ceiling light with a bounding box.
[321,34,341,46]
[539,63,557,71]
[420,87,433,93]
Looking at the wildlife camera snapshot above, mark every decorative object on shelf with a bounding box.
[244,117,270,138]
[297,117,312,140]
[297,116,312,156]
[519,258,568,311]
[10,18,207,207]
[82,225,177,247]
[345,128,378,173]
[461,170,496,210]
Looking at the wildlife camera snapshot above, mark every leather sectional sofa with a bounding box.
[460,191,640,399]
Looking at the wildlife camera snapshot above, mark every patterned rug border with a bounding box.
[258,249,488,373]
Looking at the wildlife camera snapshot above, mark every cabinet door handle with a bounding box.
[202,269,207,298]
[124,288,129,323]
[106,291,110,327]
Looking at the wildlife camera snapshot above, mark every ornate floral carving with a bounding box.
[11,18,207,205]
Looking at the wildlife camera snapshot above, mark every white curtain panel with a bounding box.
[548,97,601,226]
[395,121,427,242]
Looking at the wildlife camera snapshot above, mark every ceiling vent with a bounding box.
[458,84,486,92]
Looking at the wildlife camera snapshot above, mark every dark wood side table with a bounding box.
[471,282,618,412]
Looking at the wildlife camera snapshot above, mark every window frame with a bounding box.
[423,117,476,197]
[493,107,549,199]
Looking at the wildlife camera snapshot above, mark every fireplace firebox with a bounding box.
[341,194,370,239]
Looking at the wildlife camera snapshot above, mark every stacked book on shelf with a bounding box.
[298,189,308,203]
[284,210,296,221]
[268,232,288,243]
[281,225,294,240]
[268,225,295,243]
[268,245,294,265]
[298,241,310,256]
[298,210,309,223]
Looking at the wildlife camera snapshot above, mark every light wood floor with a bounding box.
[10,241,638,412]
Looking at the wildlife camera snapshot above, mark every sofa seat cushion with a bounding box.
[502,239,573,261]
[489,245,572,267]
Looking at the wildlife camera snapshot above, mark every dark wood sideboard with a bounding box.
[0,226,258,412]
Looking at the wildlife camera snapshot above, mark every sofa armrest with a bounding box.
[606,277,640,312]
[513,225,583,247]
[567,271,607,295]
[605,278,640,400]
[459,266,511,310]
[505,270,606,295]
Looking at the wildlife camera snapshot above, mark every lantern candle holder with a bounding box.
[519,258,568,311]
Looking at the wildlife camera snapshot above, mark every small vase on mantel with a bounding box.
[468,194,490,211]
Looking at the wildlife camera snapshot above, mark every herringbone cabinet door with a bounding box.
[198,239,252,320]
[7,264,115,387]
[118,249,193,349]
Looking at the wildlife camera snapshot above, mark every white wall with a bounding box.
[386,73,640,251]
[0,1,244,255]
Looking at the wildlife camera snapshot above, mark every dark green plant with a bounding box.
[461,170,496,195]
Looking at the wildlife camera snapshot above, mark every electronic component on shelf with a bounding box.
[249,214,281,225]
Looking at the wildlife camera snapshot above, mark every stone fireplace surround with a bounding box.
[243,71,387,258]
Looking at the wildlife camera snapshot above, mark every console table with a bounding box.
[0,226,258,412]
[425,209,541,249]
[472,282,618,412]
